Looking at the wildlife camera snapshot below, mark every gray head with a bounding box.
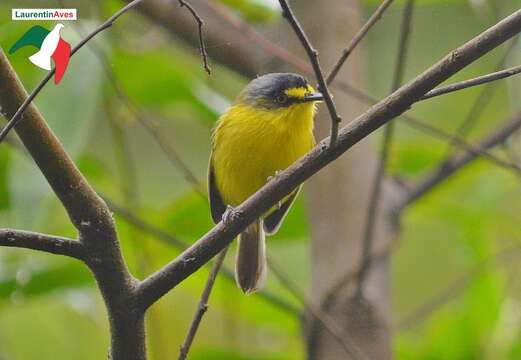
[238,73,323,109]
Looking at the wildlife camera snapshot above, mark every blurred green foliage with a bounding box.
[0,0,520,359]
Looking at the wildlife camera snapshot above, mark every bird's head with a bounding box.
[238,73,323,110]
[54,23,65,31]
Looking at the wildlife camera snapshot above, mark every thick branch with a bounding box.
[136,10,521,310]
[0,229,85,260]
[398,110,521,210]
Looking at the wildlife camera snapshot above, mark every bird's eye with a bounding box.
[276,94,288,104]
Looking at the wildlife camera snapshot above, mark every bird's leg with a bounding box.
[267,171,283,209]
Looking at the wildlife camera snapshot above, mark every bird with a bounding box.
[208,73,323,294]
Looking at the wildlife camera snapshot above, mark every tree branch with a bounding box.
[397,110,521,210]
[327,0,395,84]
[0,229,85,260]
[178,248,228,360]
[136,9,521,310]
[420,63,521,100]
[277,0,342,147]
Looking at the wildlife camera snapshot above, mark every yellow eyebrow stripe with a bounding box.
[284,85,315,99]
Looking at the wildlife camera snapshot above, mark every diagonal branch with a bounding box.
[136,9,521,310]
[397,110,521,210]
[0,229,85,260]
[0,0,146,143]
[277,0,342,147]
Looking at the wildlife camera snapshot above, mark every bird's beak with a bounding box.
[302,92,324,102]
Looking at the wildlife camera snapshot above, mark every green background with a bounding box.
[0,0,520,359]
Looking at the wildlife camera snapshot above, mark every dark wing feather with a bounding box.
[208,160,227,224]
[263,187,300,235]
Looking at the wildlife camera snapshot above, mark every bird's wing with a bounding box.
[263,187,300,235]
[9,25,50,54]
[51,39,71,84]
[208,159,227,224]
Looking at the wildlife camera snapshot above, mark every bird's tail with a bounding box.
[29,50,52,71]
[235,219,267,294]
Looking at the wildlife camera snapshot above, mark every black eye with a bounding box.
[276,94,288,104]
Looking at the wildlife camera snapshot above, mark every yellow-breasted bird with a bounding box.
[208,73,323,294]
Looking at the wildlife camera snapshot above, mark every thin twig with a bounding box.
[0,229,85,260]
[356,0,415,298]
[421,63,521,100]
[327,0,395,84]
[397,110,521,210]
[277,0,342,147]
[0,0,146,143]
[177,0,211,74]
[178,248,228,360]
[267,258,368,360]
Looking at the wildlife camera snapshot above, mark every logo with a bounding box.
[9,24,71,84]
[12,9,77,21]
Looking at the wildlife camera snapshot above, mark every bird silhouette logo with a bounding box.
[9,24,71,84]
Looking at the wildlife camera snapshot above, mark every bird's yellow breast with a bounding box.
[211,102,315,207]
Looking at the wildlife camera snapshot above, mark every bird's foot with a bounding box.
[267,170,283,182]
[222,205,236,225]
